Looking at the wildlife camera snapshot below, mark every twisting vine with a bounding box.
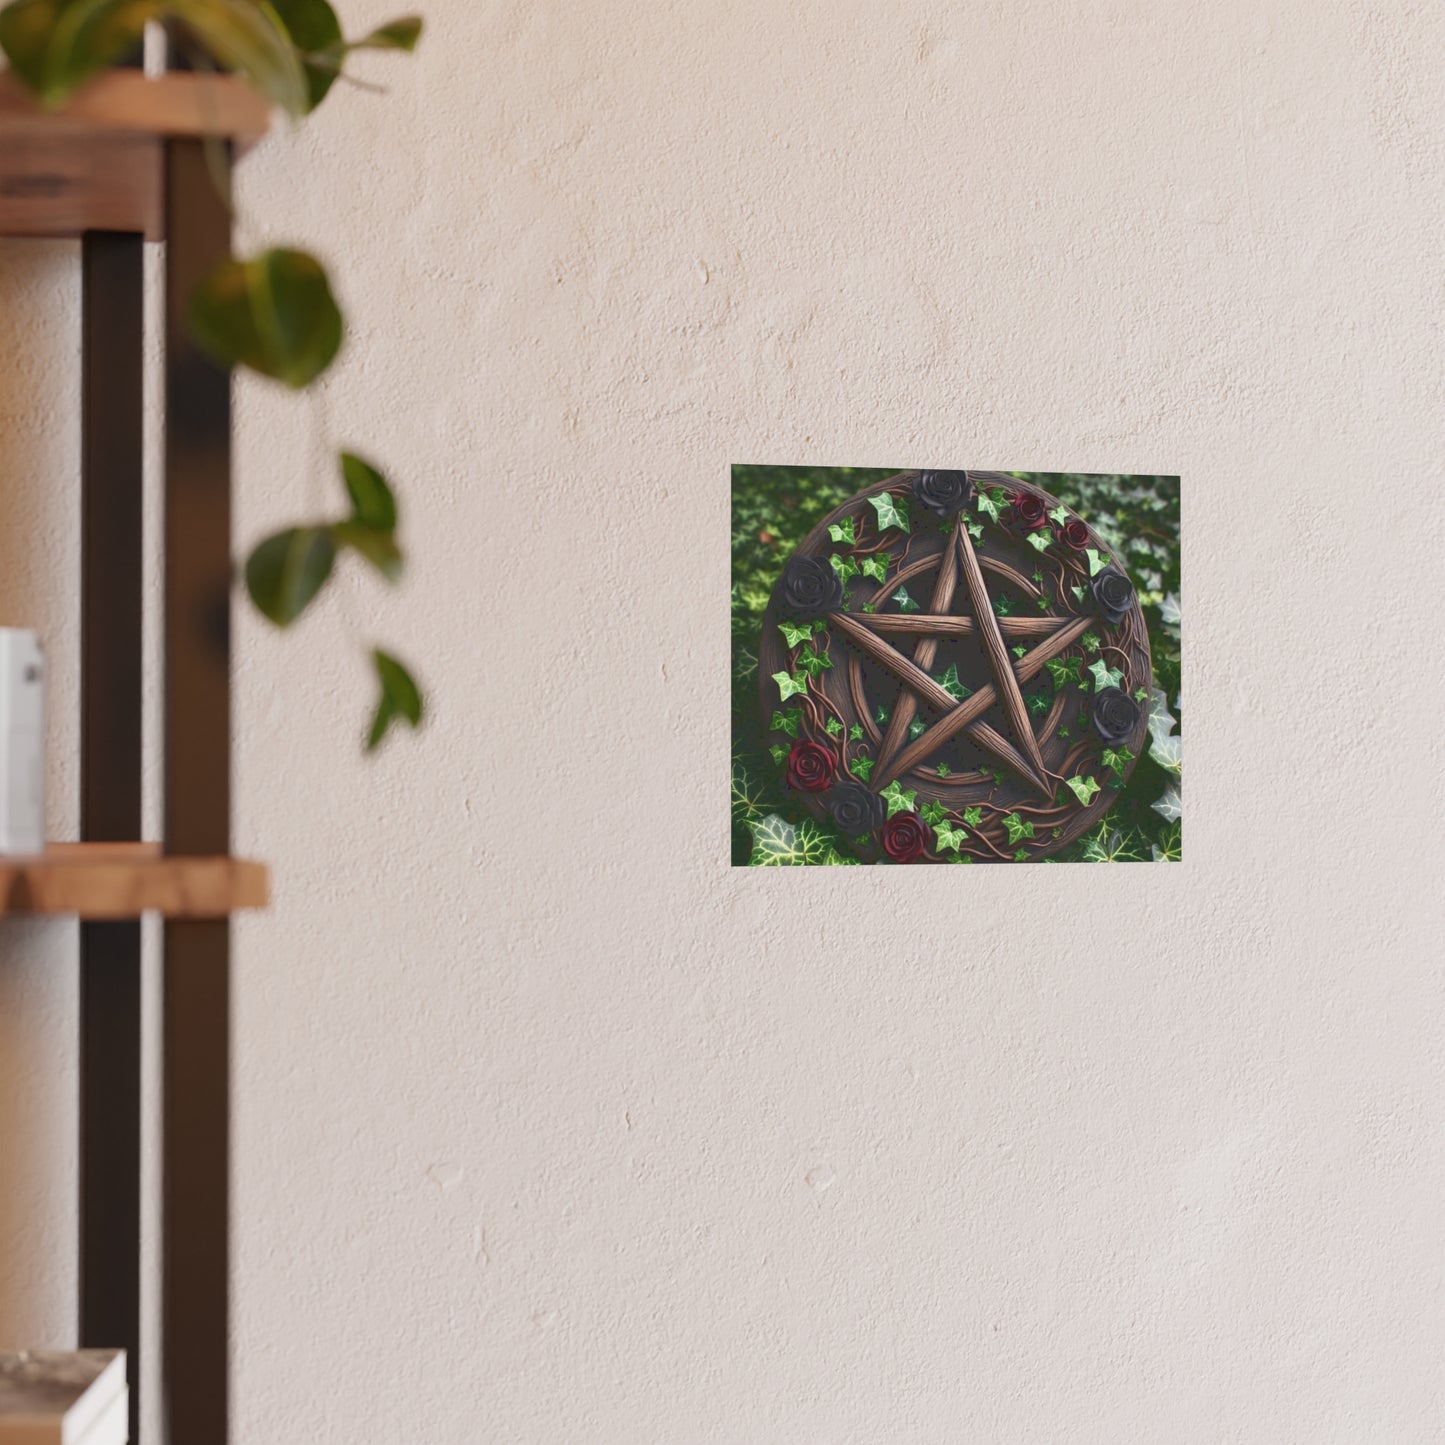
[0,0,427,750]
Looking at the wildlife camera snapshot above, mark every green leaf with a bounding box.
[1048,505,1069,525]
[747,813,829,866]
[934,822,966,852]
[966,521,984,541]
[874,703,889,725]
[349,13,422,50]
[769,743,787,765]
[1002,813,1034,844]
[963,806,983,828]
[167,0,309,116]
[977,490,1004,524]
[860,553,889,582]
[879,780,916,817]
[1012,645,1027,659]
[1134,687,1149,702]
[1036,595,1051,610]
[0,0,158,107]
[189,249,343,389]
[848,723,864,741]
[1152,821,1183,862]
[269,0,342,108]
[827,516,856,546]
[829,553,860,584]
[1026,530,1051,553]
[331,520,403,582]
[731,760,768,819]
[778,620,814,648]
[339,451,397,531]
[850,757,875,782]
[919,800,947,826]
[1045,656,1082,688]
[1031,569,1045,584]
[1026,690,1051,715]
[824,716,843,737]
[891,586,920,613]
[1148,687,1182,773]
[1159,592,1181,627]
[1080,826,1144,862]
[1088,659,1124,693]
[772,670,808,701]
[908,718,926,740]
[934,662,967,700]
[1082,631,1101,653]
[1071,585,1086,603]
[365,648,423,751]
[1085,547,1112,576]
[935,762,951,776]
[770,708,800,738]
[796,644,832,678]
[1065,774,1102,805]
[1013,847,1030,862]
[868,492,910,533]
[245,526,336,626]
[1101,746,1134,776]
[1151,783,1182,823]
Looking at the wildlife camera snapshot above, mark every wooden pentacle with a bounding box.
[757,471,1151,863]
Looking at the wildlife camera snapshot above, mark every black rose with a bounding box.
[1091,565,1135,625]
[827,781,886,835]
[913,469,975,518]
[1091,687,1138,745]
[777,555,844,615]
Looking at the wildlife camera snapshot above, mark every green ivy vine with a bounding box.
[0,0,427,749]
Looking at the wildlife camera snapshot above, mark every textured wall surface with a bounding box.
[4,0,1445,1439]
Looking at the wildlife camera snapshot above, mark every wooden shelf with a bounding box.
[0,843,267,919]
[0,71,271,240]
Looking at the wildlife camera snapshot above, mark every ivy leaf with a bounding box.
[860,553,890,582]
[1048,505,1069,525]
[1082,631,1101,653]
[827,516,857,546]
[1026,690,1051,715]
[365,648,423,751]
[1035,595,1051,610]
[1026,530,1051,553]
[1045,656,1082,688]
[1148,687,1182,773]
[1002,813,1035,844]
[748,813,825,866]
[778,620,815,648]
[850,757,875,782]
[1031,570,1045,584]
[1013,847,1030,862]
[1159,592,1181,627]
[1065,775,1102,805]
[977,490,1004,524]
[966,521,984,541]
[1011,645,1027,659]
[920,800,947,826]
[848,723,864,741]
[869,492,910,533]
[1134,686,1149,702]
[189,248,343,389]
[769,743,787,764]
[1071,585,1086,603]
[770,708,801,737]
[829,554,860,584]
[245,526,336,626]
[963,806,984,827]
[824,716,843,737]
[1151,784,1182,823]
[772,670,808,701]
[934,662,967,700]
[874,703,889,725]
[1088,659,1124,693]
[879,780,916,817]
[892,586,920,613]
[908,718,926,740]
[1085,548,1112,577]
[993,594,1018,616]
[935,762,951,776]
[934,822,967,852]
[796,644,832,678]
[1100,746,1134,776]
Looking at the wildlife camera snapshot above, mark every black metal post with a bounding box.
[78,229,144,1445]
[161,136,232,1445]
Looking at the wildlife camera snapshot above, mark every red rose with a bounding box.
[1059,517,1089,550]
[786,740,836,792]
[880,811,928,863]
[1012,494,1048,530]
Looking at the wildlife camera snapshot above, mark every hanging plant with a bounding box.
[0,0,427,750]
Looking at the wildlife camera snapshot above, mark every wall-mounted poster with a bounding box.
[731,467,1181,865]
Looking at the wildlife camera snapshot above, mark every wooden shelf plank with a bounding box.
[0,72,270,240]
[0,843,267,919]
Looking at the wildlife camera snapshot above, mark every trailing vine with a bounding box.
[0,0,427,749]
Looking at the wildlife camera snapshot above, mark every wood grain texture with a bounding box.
[860,614,1059,638]
[0,844,267,919]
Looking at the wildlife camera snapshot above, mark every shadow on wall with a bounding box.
[0,239,81,1346]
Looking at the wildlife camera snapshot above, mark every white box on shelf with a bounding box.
[0,1351,126,1445]
[0,628,44,856]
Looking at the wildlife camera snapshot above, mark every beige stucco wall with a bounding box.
[4,0,1445,1439]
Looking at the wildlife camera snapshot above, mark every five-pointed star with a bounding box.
[826,524,1097,796]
